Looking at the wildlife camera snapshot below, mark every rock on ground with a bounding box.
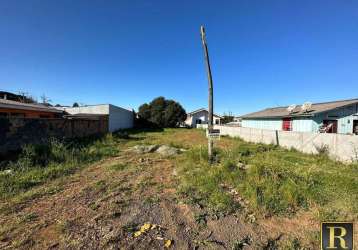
[155,145,180,156]
[0,169,13,176]
[130,145,182,157]
[131,145,159,154]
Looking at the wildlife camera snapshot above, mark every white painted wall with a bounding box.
[242,119,282,130]
[292,119,313,132]
[185,110,221,127]
[213,125,358,162]
[243,118,321,133]
[108,105,133,132]
[64,104,133,132]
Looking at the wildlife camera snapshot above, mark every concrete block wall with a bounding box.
[0,117,108,154]
[213,125,358,162]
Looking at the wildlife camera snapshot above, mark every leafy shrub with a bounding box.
[15,144,37,170]
[314,143,330,156]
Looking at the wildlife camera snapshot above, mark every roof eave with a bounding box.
[242,114,314,119]
[0,104,63,113]
[187,108,223,118]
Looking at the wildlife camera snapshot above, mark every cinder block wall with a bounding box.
[213,125,358,162]
[0,117,108,154]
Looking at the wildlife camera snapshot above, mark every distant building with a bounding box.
[185,108,223,128]
[241,98,358,134]
[233,117,242,123]
[0,91,35,103]
[0,99,63,118]
[61,104,134,132]
[224,117,242,127]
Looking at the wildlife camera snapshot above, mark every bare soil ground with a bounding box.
[0,129,325,249]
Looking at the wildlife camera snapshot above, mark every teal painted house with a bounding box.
[241,98,358,135]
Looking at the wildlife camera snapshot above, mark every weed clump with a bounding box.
[0,135,119,197]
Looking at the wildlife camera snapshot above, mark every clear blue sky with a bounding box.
[0,0,357,115]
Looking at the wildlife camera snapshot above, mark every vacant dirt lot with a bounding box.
[0,129,356,249]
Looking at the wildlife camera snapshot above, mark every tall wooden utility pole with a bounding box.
[200,25,214,163]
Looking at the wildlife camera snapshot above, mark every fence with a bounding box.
[0,117,108,154]
[200,125,358,162]
[196,124,208,129]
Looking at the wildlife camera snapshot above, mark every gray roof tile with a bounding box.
[241,98,358,119]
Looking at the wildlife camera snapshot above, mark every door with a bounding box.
[282,118,292,131]
[353,120,358,135]
[323,120,337,133]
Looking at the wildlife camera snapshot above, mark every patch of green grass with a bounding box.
[108,163,128,171]
[135,176,156,191]
[177,146,241,214]
[0,134,119,198]
[194,212,208,226]
[291,239,303,250]
[143,195,160,205]
[177,136,358,219]
[88,201,100,211]
[94,180,107,192]
[19,212,39,223]
[124,128,204,149]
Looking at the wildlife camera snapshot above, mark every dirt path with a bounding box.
[0,142,319,249]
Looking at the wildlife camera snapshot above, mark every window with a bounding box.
[323,120,337,133]
[353,120,358,135]
[215,119,219,124]
[196,119,202,124]
[282,118,292,131]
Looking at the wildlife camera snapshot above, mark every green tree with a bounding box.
[221,115,234,124]
[221,112,234,124]
[72,102,79,107]
[138,97,186,128]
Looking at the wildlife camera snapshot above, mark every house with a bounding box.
[241,98,358,134]
[0,91,35,103]
[61,104,134,132]
[225,117,242,126]
[0,99,63,118]
[185,108,223,128]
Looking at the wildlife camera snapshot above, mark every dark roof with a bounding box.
[64,113,108,120]
[187,108,223,118]
[0,91,34,103]
[241,98,358,119]
[0,99,63,113]
[61,104,133,112]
